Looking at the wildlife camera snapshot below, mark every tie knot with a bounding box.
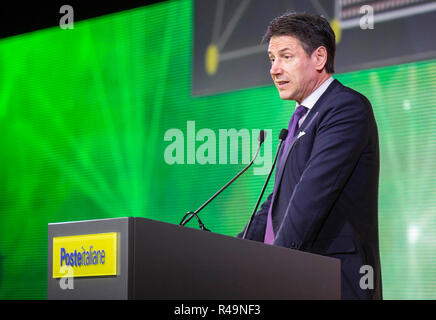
[295,105,308,117]
[286,105,308,137]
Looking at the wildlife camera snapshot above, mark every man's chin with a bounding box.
[278,90,295,101]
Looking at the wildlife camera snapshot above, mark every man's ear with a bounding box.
[312,46,328,72]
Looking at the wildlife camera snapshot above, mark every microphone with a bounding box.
[180,130,267,229]
[242,128,288,239]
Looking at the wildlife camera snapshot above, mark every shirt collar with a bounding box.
[296,76,334,110]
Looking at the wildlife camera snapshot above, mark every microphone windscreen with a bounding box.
[258,130,266,144]
[279,129,288,140]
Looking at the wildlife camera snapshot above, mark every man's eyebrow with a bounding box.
[268,47,293,55]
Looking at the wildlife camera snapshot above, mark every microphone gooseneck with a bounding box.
[180,130,267,229]
[242,128,288,240]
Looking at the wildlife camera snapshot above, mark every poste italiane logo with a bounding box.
[52,232,117,278]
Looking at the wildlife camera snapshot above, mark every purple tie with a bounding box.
[264,105,308,244]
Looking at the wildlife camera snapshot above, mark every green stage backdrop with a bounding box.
[0,0,436,299]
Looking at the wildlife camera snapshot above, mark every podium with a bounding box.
[47,217,340,299]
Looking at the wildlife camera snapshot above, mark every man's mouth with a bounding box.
[276,80,290,89]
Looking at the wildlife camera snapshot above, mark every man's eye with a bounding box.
[284,55,291,59]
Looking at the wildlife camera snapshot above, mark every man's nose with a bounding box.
[270,60,283,76]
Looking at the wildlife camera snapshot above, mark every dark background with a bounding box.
[0,1,166,39]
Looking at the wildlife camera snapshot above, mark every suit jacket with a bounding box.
[239,79,382,300]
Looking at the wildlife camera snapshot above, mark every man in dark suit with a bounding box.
[239,13,382,300]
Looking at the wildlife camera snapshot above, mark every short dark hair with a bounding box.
[263,12,336,74]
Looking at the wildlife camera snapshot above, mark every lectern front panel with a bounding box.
[47,218,132,300]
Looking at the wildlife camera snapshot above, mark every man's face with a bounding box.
[268,35,318,103]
